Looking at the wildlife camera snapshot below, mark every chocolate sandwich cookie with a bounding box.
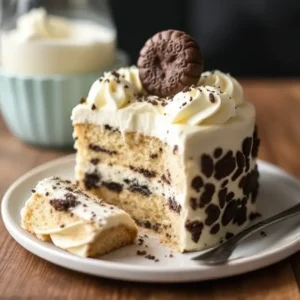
[138,30,204,97]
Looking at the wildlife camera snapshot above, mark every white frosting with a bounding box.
[164,86,236,125]
[87,73,135,111]
[115,66,144,94]
[198,70,244,105]
[1,8,116,74]
[21,177,136,256]
[72,98,254,150]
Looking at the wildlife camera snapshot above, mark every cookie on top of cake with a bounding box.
[71,29,260,253]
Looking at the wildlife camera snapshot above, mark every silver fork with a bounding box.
[192,203,300,264]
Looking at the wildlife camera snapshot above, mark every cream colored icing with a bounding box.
[114,66,144,94]
[164,86,236,125]
[87,73,135,110]
[198,70,244,105]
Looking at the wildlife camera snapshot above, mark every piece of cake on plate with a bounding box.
[21,177,138,257]
[71,30,260,252]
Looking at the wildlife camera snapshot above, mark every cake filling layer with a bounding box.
[75,160,185,206]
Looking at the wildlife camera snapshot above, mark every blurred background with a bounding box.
[111,0,300,77]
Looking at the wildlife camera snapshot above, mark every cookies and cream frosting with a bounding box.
[164,86,236,125]
[198,70,244,105]
[87,72,136,110]
[21,177,136,256]
[73,66,245,128]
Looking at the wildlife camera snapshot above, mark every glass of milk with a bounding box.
[0,0,128,148]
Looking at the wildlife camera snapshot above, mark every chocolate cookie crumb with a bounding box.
[145,254,155,260]
[260,231,267,237]
[137,250,147,256]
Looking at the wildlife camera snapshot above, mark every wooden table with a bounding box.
[1,80,300,299]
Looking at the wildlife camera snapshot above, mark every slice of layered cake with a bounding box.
[72,30,260,252]
[21,177,138,257]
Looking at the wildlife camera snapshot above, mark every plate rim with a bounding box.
[2,154,300,282]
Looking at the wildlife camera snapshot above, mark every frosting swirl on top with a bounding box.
[198,70,243,105]
[164,86,236,125]
[87,71,136,110]
[83,67,242,125]
[116,66,144,94]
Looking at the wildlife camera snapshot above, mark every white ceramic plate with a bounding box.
[2,154,300,282]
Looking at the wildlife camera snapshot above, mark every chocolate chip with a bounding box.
[209,93,215,103]
[226,191,234,202]
[214,148,223,159]
[201,154,214,178]
[190,197,198,210]
[84,172,101,190]
[129,166,156,178]
[191,175,203,193]
[173,145,178,154]
[252,126,260,158]
[80,97,86,104]
[205,204,221,226]
[104,124,120,133]
[137,250,147,256]
[50,194,79,212]
[225,232,234,240]
[90,158,99,165]
[89,144,117,155]
[260,231,267,237]
[231,168,244,181]
[241,168,259,198]
[222,200,237,226]
[199,183,215,207]
[214,151,236,180]
[31,189,36,193]
[218,188,227,208]
[245,158,250,172]
[210,223,220,234]
[138,30,203,97]
[221,179,228,188]
[102,181,123,193]
[150,153,158,159]
[145,254,156,260]
[185,220,204,243]
[128,183,151,197]
[234,205,247,226]
[242,137,252,157]
[91,104,96,110]
[168,197,181,214]
[236,151,245,169]
[241,197,247,205]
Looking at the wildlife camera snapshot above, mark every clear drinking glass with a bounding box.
[0,0,128,148]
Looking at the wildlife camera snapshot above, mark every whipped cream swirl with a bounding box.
[164,86,236,125]
[198,70,243,105]
[87,71,136,110]
[116,66,144,94]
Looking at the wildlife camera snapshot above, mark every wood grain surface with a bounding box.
[0,80,300,300]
